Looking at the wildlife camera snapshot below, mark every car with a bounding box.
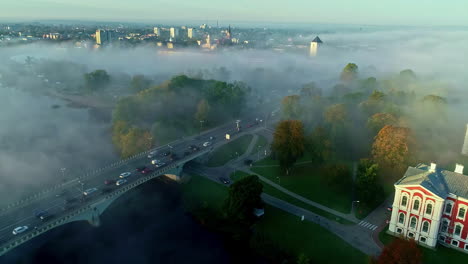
[120,172,131,178]
[116,179,127,186]
[151,159,160,165]
[203,141,211,147]
[244,159,253,166]
[136,166,146,172]
[387,206,393,212]
[141,168,153,174]
[189,145,199,151]
[209,136,216,140]
[33,209,51,221]
[163,151,171,156]
[83,188,98,196]
[147,150,158,159]
[219,177,231,184]
[169,153,178,161]
[12,226,28,235]
[154,162,166,168]
[104,179,115,185]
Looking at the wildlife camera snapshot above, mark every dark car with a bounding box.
[244,159,253,166]
[136,166,146,172]
[209,136,216,140]
[219,177,231,185]
[33,210,51,221]
[104,179,115,185]
[141,168,153,174]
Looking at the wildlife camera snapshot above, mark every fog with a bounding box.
[1,26,468,204]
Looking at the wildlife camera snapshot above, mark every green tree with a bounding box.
[223,175,263,225]
[130,74,152,93]
[367,113,397,134]
[195,99,211,124]
[84,69,110,92]
[300,82,322,98]
[356,159,384,208]
[271,120,305,174]
[281,95,303,119]
[307,126,333,163]
[340,63,358,82]
[297,253,310,264]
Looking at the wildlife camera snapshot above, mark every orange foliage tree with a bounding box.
[371,125,416,172]
[271,120,305,174]
[373,238,422,264]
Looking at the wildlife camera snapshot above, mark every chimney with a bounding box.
[455,163,464,174]
[429,163,437,173]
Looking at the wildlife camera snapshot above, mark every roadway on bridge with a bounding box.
[0,118,265,246]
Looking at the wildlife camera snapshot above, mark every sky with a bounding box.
[1,0,468,26]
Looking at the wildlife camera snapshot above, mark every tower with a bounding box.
[170,27,179,39]
[96,29,105,45]
[227,25,231,39]
[187,28,193,39]
[462,124,468,155]
[309,36,323,57]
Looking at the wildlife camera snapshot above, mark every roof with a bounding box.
[396,164,468,199]
[312,36,323,43]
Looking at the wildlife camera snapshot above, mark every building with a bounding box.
[96,29,115,45]
[187,28,193,39]
[388,163,468,252]
[170,27,179,39]
[43,33,60,40]
[462,124,468,156]
[309,36,322,56]
[153,27,160,36]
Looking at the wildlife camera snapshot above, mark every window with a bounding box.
[458,208,466,219]
[445,203,453,214]
[441,220,449,233]
[413,200,420,211]
[465,244,468,251]
[398,213,405,224]
[452,240,459,247]
[410,217,417,229]
[408,232,414,238]
[397,228,402,234]
[422,221,430,233]
[401,196,408,207]
[455,225,462,236]
[420,237,427,243]
[439,235,446,241]
[426,204,433,215]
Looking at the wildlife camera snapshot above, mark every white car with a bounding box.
[116,179,127,186]
[203,141,211,147]
[154,162,166,168]
[120,172,131,178]
[151,159,161,165]
[12,226,28,235]
[83,188,98,196]
[147,150,158,159]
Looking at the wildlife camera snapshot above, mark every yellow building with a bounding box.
[188,28,193,39]
[309,36,323,57]
[170,27,179,38]
[96,29,103,45]
[153,27,160,36]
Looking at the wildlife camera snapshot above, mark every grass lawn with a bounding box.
[205,134,253,167]
[251,164,353,214]
[379,227,468,264]
[255,205,367,264]
[181,174,227,211]
[251,135,269,155]
[231,171,353,225]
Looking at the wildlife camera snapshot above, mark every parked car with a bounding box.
[203,141,211,147]
[104,179,115,185]
[83,188,98,196]
[12,226,28,235]
[116,179,127,186]
[120,172,131,178]
[219,177,231,185]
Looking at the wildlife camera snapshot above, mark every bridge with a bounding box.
[0,118,267,256]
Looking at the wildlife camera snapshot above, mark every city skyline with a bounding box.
[1,0,468,27]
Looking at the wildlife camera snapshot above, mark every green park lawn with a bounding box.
[181,174,367,263]
[231,171,353,225]
[205,134,253,167]
[255,206,367,264]
[251,163,353,214]
[379,227,468,264]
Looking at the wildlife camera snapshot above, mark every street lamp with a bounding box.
[235,120,241,132]
[199,120,205,132]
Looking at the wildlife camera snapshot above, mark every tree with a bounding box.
[84,69,110,92]
[322,164,351,193]
[281,95,302,119]
[399,69,416,82]
[340,63,358,82]
[223,175,263,225]
[271,120,305,174]
[371,125,416,171]
[373,238,422,264]
[130,74,151,93]
[195,99,211,124]
[324,103,347,125]
[359,91,387,116]
[307,126,333,163]
[300,82,322,98]
[356,159,384,208]
[297,253,310,264]
[367,113,397,134]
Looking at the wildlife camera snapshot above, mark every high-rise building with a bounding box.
[96,29,115,45]
[462,124,468,155]
[309,36,323,56]
[187,28,194,39]
[96,29,104,45]
[170,27,179,39]
[153,27,160,36]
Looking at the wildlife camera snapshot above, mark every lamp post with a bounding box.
[235,120,241,132]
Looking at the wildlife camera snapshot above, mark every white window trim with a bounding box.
[420,237,427,243]
[412,197,422,213]
[457,205,467,221]
[465,244,468,251]
[441,219,450,233]
[452,240,459,247]
[445,201,455,215]
[396,228,403,234]
[408,232,415,238]
[409,216,418,230]
[424,201,434,217]
[439,235,446,241]
[454,223,464,238]
[421,221,430,234]
[398,212,405,225]
[401,194,409,208]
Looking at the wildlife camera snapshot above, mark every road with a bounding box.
[0,117,267,247]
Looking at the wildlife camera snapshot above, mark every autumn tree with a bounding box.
[340,63,358,82]
[271,120,305,174]
[356,159,384,208]
[373,238,422,264]
[324,103,347,124]
[281,95,303,119]
[359,90,386,116]
[371,125,416,172]
[367,113,397,134]
[223,175,263,225]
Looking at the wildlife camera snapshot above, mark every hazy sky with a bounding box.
[1,0,468,26]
